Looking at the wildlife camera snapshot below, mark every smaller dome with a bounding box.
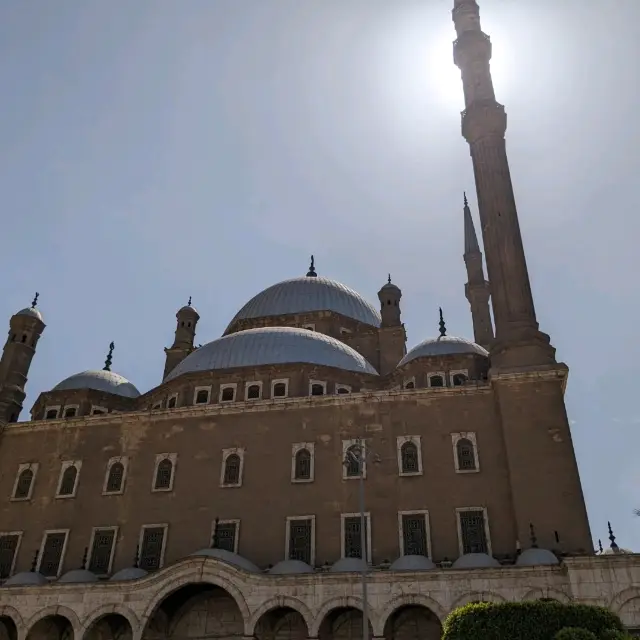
[603,547,633,555]
[191,548,260,573]
[330,557,368,573]
[179,305,199,316]
[269,559,314,575]
[452,553,501,569]
[3,571,48,587]
[110,567,148,582]
[58,569,98,584]
[389,554,437,571]
[16,307,43,321]
[398,336,488,367]
[516,548,559,567]
[52,370,140,398]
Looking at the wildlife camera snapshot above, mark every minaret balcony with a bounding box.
[461,101,507,143]
[453,30,492,68]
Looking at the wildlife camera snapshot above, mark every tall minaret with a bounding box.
[163,298,199,380]
[0,294,46,423]
[452,0,555,369]
[463,193,493,349]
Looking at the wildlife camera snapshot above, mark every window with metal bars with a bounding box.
[167,396,177,408]
[459,510,488,554]
[88,529,116,575]
[400,441,419,474]
[58,465,78,496]
[344,516,367,559]
[14,468,34,499]
[0,534,19,579]
[401,514,428,556]
[40,532,67,577]
[106,462,125,493]
[221,387,235,402]
[154,459,173,490]
[429,375,444,388]
[288,519,312,564]
[294,448,311,480]
[344,445,362,477]
[273,382,287,397]
[215,522,237,552]
[456,439,476,471]
[246,384,260,400]
[139,527,165,571]
[223,454,241,485]
[195,389,209,404]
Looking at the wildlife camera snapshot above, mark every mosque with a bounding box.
[0,1,639,639]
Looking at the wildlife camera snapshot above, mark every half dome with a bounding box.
[226,276,381,330]
[110,567,148,582]
[398,336,488,367]
[190,548,260,573]
[165,327,378,381]
[52,370,140,398]
[452,552,500,569]
[3,571,48,587]
[330,557,368,573]
[516,548,559,567]
[269,559,314,575]
[57,569,98,584]
[389,554,437,571]
[16,307,43,321]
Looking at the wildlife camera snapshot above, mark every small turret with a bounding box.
[378,274,402,328]
[377,275,406,375]
[0,293,46,423]
[163,298,200,380]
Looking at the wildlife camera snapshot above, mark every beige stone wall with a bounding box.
[0,555,638,640]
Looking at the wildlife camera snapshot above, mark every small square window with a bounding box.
[194,386,211,405]
[272,379,289,398]
[428,372,446,388]
[220,384,237,403]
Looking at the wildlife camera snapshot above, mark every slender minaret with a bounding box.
[451,0,592,554]
[377,275,406,374]
[463,193,493,348]
[0,294,46,423]
[452,0,555,369]
[163,298,199,380]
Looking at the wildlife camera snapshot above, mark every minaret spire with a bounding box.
[438,308,447,337]
[103,342,115,371]
[462,194,493,348]
[306,255,317,277]
[453,0,555,368]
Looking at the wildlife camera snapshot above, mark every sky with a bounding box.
[0,0,638,551]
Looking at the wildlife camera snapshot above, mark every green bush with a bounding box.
[555,628,598,640]
[600,631,632,640]
[441,601,624,640]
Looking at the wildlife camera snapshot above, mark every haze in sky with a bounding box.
[1,0,638,550]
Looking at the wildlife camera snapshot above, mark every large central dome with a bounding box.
[165,327,378,381]
[226,276,381,331]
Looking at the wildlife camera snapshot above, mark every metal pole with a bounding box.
[358,443,369,640]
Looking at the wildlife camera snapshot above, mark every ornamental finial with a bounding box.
[608,521,619,552]
[188,296,192,306]
[438,308,447,337]
[307,255,317,277]
[103,341,115,371]
[31,292,39,308]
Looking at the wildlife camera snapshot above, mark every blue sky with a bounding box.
[1,0,638,551]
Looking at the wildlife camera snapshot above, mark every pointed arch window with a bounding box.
[272,380,288,398]
[14,468,35,500]
[222,453,242,486]
[344,444,363,478]
[456,438,476,471]
[57,464,79,497]
[400,441,419,474]
[294,448,311,480]
[106,462,125,493]
[154,458,174,490]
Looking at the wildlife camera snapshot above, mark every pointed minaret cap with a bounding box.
[463,193,481,254]
[306,255,317,277]
[608,521,620,553]
[103,342,115,372]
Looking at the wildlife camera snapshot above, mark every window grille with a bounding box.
[58,466,77,496]
[195,389,209,404]
[344,516,366,559]
[402,514,427,556]
[400,442,419,474]
[106,462,125,493]
[344,445,362,477]
[310,384,324,396]
[288,519,312,564]
[139,527,165,571]
[273,383,287,397]
[456,439,476,470]
[459,510,488,554]
[294,449,311,480]
[247,385,260,399]
[215,522,237,552]
[14,469,34,499]
[154,459,173,490]
[0,534,19,579]
[223,454,241,485]
[88,529,116,574]
[221,387,235,402]
[430,376,444,387]
[40,532,67,577]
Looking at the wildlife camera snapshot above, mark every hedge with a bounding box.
[600,631,633,640]
[441,601,624,640]
[555,628,599,640]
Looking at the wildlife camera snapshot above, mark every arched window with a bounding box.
[429,375,444,388]
[45,408,58,420]
[452,373,467,386]
[221,387,235,402]
[404,380,415,390]
[63,407,76,418]
[59,466,78,496]
[223,454,241,485]
[154,459,173,490]
[106,462,125,493]
[344,445,362,477]
[247,384,260,400]
[336,386,350,394]
[273,382,287,397]
[311,383,325,396]
[456,438,476,471]
[294,448,311,480]
[167,396,177,408]
[14,468,34,499]
[195,389,209,404]
[400,441,419,474]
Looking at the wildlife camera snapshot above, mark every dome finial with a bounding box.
[438,308,447,337]
[80,547,88,570]
[307,255,317,277]
[529,523,538,548]
[31,292,39,308]
[188,296,192,307]
[608,521,619,552]
[211,517,220,549]
[388,273,392,284]
[597,539,603,554]
[103,342,115,371]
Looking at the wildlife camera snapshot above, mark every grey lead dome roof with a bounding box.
[52,370,141,398]
[165,327,379,381]
[226,276,381,330]
[398,336,488,367]
[16,307,43,321]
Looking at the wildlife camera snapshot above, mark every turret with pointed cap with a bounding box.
[462,194,493,349]
[163,297,200,380]
[377,274,406,375]
[0,293,46,423]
